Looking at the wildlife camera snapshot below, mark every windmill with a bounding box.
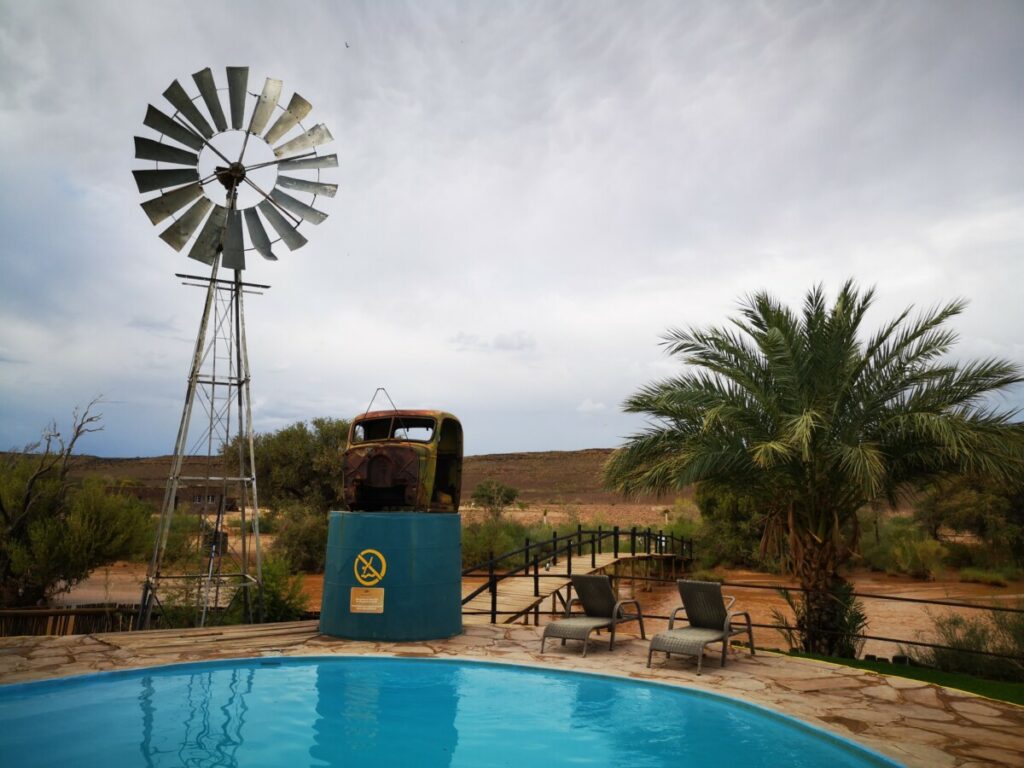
[133,67,336,628]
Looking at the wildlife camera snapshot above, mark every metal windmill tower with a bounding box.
[132,67,337,628]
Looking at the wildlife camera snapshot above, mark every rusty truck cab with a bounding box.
[342,410,462,513]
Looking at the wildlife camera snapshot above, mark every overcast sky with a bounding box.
[1,1,1022,458]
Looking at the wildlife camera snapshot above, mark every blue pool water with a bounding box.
[0,657,899,767]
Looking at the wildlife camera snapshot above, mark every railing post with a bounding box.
[533,554,540,597]
[551,530,558,565]
[645,527,651,554]
[658,529,664,555]
[613,526,619,558]
[524,538,530,570]
[567,541,573,577]
[597,525,603,554]
[577,523,583,555]
[488,551,497,624]
[630,527,636,557]
[590,533,596,568]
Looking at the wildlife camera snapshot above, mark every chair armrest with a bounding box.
[669,606,687,630]
[565,597,582,618]
[613,598,642,622]
[724,594,736,610]
[725,610,752,633]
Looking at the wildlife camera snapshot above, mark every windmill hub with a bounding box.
[214,162,247,190]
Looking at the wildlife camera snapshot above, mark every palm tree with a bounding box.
[605,281,1024,654]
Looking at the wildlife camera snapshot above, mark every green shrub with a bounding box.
[471,480,519,520]
[271,504,328,573]
[909,605,1024,682]
[771,582,868,659]
[688,569,724,583]
[892,537,947,580]
[960,568,1008,587]
[258,555,309,621]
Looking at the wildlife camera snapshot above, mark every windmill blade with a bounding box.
[276,175,338,198]
[134,137,199,166]
[158,198,213,251]
[273,124,333,158]
[248,78,282,136]
[192,68,228,132]
[258,200,308,250]
[270,188,329,224]
[188,205,228,265]
[226,66,249,129]
[278,153,338,171]
[263,93,312,144]
[133,168,199,194]
[244,209,277,261]
[140,183,204,225]
[143,105,204,151]
[162,79,214,138]
[221,208,246,270]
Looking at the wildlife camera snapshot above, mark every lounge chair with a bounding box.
[647,579,755,674]
[541,574,646,657]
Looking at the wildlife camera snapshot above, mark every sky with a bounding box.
[1,1,1022,458]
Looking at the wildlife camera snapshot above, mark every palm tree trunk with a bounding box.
[791,533,848,655]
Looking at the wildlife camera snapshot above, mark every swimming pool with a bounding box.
[0,657,899,767]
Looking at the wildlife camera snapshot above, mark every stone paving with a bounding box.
[1,621,1022,767]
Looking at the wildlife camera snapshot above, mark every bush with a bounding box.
[892,537,947,580]
[959,567,1022,587]
[771,582,868,659]
[692,484,779,570]
[471,480,519,521]
[909,606,1024,682]
[858,514,946,578]
[272,504,328,573]
[258,555,309,621]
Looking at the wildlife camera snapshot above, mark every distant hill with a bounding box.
[60,448,671,505]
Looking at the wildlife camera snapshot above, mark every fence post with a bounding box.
[613,526,620,558]
[658,529,664,555]
[567,541,573,577]
[645,527,651,554]
[630,527,636,557]
[551,530,558,565]
[597,525,603,554]
[524,538,530,570]
[533,554,540,597]
[590,533,596,568]
[488,551,497,624]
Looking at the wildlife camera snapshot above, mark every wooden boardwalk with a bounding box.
[461,552,683,625]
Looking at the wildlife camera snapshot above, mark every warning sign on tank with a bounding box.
[354,548,387,586]
[350,587,385,614]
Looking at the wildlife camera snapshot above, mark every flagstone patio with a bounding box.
[1,621,1021,767]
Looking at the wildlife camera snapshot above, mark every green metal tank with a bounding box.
[320,511,462,640]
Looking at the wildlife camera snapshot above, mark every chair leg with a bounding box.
[748,625,756,655]
[647,647,653,668]
[637,613,646,639]
[696,649,703,676]
[541,636,546,653]
[561,638,566,646]
[609,626,615,650]
[582,631,590,658]
[721,640,727,667]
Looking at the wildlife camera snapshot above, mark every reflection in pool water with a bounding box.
[0,657,899,767]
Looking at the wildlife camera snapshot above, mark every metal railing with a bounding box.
[461,526,694,622]
[462,570,1024,661]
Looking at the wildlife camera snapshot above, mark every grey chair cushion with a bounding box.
[542,617,613,641]
[649,628,725,656]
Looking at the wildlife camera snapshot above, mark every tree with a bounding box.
[915,475,1024,566]
[605,281,1024,655]
[472,480,519,520]
[228,417,350,512]
[0,402,150,607]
